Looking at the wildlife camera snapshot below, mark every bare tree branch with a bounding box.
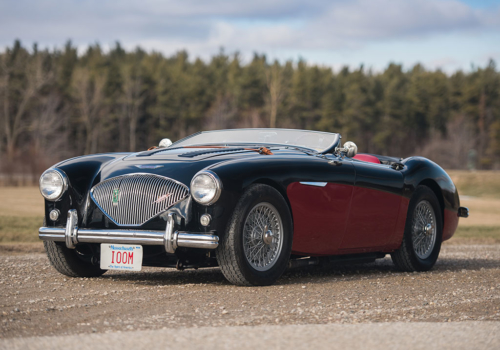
[72,67,107,154]
[1,52,52,160]
[266,62,284,128]
[122,65,145,152]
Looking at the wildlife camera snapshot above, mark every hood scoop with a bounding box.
[126,146,273,161]
[177,148,246,158]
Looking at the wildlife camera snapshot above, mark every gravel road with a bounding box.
[1,243,499,347]
[2,322,499,350]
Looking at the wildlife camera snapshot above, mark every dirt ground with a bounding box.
[2,322,499,350]
[1,243,499,340]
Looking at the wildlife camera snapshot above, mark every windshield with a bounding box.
[170,129,340,153]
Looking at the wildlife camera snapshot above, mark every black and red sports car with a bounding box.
[39,129,468,286]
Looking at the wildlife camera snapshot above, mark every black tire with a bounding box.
[391,186,443,272]
[44,240,106,278]
[216,184,293,286]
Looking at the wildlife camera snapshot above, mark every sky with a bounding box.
[0,0,499,73]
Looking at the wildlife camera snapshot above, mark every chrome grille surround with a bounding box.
[90,173,189,227]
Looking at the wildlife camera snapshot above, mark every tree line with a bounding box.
[1,40,499,182]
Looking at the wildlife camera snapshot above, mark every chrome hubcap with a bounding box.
[424,223,433,235]
[243,203,283,271]
[263,226,274,245]
[412,200,437,259]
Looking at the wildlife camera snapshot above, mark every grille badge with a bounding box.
[112,189,120,206]
[155,193,172,204]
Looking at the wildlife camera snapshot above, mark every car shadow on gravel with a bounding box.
[102,267,229,285]
[281,257,499,281]
[434,258,500,271]
[100,256,499,287]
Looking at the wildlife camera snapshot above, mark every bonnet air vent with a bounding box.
[177,148,246,158]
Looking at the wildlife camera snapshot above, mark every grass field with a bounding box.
[0,170,499,244]
[447,170,500,199]
[0,187,44,244]
[447,171,500,241]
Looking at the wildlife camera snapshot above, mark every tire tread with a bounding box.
[44,241,105,278]
[391,185,443,272]
[217,185,263,286]
[217,184,292,286]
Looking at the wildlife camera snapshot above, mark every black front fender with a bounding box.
[401,156,459,212]
[43,153,131,227]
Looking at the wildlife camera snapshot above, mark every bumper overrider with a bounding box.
[39,209,219,253]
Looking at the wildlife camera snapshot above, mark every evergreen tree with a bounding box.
[1,41,499,172]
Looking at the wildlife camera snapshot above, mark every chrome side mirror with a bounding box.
[336,141,358,158]
[159,138,172,148]
[343,141,358,158]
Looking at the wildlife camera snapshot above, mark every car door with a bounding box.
[340,159,404,251]
[288,156,355,255]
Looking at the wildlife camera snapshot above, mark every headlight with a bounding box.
[190,171,222,205]
[39,169,68,201]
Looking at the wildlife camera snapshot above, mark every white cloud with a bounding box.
[0,0,499,70]
[196,0,499,52]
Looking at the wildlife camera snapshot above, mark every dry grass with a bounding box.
[447,171,500,235]
[0,186,44,217]
[458,197,500,226]
[448,170,500,198]
[0,216,42,243]
[0,187,44,243]
[453,226,500,241]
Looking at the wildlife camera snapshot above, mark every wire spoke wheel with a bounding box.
[243,202,284,271]
[411,200,437,260]
[391,186,442,272]
[217,184,292,286]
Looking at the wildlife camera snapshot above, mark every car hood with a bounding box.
[124,146,263,162]
[98,147,298,186]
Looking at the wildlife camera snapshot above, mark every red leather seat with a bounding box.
[353,154,381,164]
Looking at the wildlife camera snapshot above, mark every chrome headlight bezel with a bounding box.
[190,170,222,205]
[39,168,69,201]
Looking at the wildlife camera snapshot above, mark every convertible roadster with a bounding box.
[39,128,468,286]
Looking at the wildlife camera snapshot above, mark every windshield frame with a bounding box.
[169,128,341,154]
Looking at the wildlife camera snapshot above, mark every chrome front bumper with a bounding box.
[39,210,219,253]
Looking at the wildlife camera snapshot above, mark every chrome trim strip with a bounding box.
[299,182,328,187]
[134,165,164,169]
[90,173,190,227]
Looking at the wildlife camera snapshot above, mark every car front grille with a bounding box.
[90,174,189,226]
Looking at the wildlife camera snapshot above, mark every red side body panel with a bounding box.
[353,154,381,164]
[443,209,459,241]
[340,187,403,251]
[287,182,353,255]
[386,197,410,250]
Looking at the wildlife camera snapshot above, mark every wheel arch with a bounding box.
[418,178,445,224]
[250,178,294,226]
